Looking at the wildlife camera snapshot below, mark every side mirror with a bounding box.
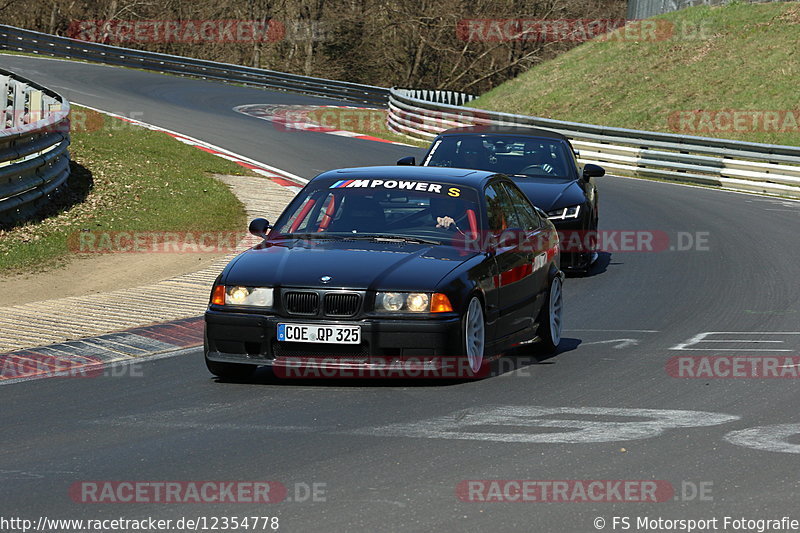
[249,218,271,239]
[396,156,416,166]
[582,163,605,180]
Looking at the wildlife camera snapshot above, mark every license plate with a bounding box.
[277,323,361,344]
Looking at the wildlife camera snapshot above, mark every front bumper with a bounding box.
[204,309,462,368]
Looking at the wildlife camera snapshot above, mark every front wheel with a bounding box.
[462,296,486,376]
[536,275,563,353]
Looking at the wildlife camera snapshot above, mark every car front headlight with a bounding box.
[547,205,581,220]
[375,292,452,313]
[379,292,405,311]
[406,293,430,313]
[211,285,274,307]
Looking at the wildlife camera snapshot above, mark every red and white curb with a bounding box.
[77,103,307,191]
[0,107,304,380]
[0,317,203,384]
[233,103,415,146]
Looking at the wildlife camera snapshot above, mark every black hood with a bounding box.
[509,177,586,212]
[222,239,478,292]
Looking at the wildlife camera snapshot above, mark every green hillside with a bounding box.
[470,2,800,146]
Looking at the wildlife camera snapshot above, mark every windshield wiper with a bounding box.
[277,233,441,245]
[348,234,442,245]
[277,233,348,240]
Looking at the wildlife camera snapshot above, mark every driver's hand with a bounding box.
[542,163,554,173]
[436,216,456,229]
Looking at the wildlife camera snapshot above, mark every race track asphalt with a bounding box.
[2,54,799,533]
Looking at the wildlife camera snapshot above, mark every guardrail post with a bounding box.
[1,75,8,127]
[28,89,43,123]
[11,79,24,127]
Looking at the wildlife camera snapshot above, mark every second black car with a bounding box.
[400,126,604,273]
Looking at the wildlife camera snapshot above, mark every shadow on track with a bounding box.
[565,251,615,278]
[208,337,582,387]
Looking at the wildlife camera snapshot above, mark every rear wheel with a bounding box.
[536,275,563,353]
[462,296,486,375]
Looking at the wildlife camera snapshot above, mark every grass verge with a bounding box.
[0,106,251,274]
[469,2,800,147]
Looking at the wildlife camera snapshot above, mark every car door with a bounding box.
[483,181,537,340]
[499,180,552,314]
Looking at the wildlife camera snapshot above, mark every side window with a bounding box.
[500,182,542,230]
[284,196,318,232]
[567,141,581,178]
[484,183,511,232]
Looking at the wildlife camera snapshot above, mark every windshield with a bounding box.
[273,178,481,243]
[423,135,575,178]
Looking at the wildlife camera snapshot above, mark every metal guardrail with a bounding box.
[1,67,70,225]
[0,25,389,106]
[388,88,800,199]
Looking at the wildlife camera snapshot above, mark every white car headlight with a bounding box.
[406,293,430,313]
[221,286,274,307]
[547,205,581,220]
[378,292,405,312]
[376,292,444,313]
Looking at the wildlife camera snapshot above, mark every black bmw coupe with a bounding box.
[204,166,564,379]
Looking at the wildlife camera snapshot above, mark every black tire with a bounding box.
[460,295,487,378]
[536,275,563,354]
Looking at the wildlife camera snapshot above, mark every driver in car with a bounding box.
[523,142,555,174]
[431,196,467,232]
